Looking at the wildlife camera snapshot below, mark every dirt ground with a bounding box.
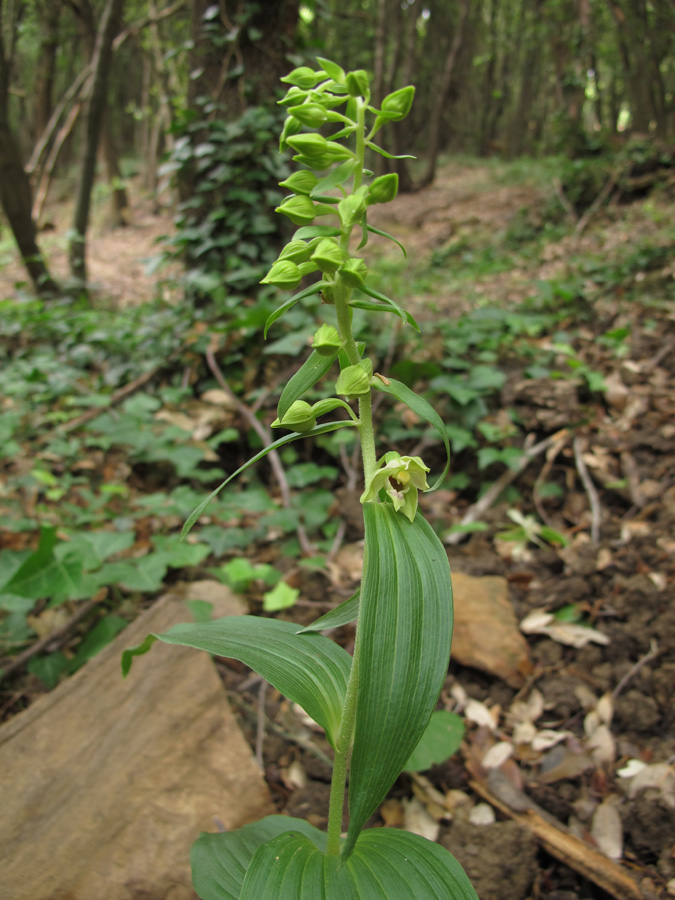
[3,164,674,899]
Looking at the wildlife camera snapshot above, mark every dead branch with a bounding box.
[0,591,106,682]
[445,431,568,545]
[574,170,621,239]
[552,177,578,224]
[573,435,602,544]
[470,773,643,900]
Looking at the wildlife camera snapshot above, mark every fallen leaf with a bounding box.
[482,741,513,769]
[591,797,623,860]
[469,803,496,825]
[465,698,499,731]
[403,796,440,842]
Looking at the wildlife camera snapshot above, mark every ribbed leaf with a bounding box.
[191,816,327,900]
[122,617,351,748]
[344,504,453,855]
[180,419,358,539]
[264,281,323,337]
[239,827,477,899]
[372,377,450,487]
[278,349,338,420]
[297,591,359,633]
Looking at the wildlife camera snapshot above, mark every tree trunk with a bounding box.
[34,1,61,144]
[68,0,125,283]
[0,3,58,296]
[414,0,470,190]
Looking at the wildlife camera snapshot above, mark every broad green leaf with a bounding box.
[28,652,70,689]
[297,591,359,633]
[55,530,136,570]
[239,826,477,899]
[345,504,453,856]
[122,616,351,748]
[191,815,327,900]
[356,284,419,331]
[373,377,450,488]
[262,581,299,611]
[264,281,323,337]
[277,349,338,420]
[404,710,465,772]
[180,420,358,539]
[365,224,407,257]
[70,615,128,670]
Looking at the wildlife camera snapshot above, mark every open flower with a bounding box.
[360,452,430,523]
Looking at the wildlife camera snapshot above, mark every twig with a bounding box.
[0,591,105,681]
[612,640,660,699]
[228,689,334,769]
[574,170,621,239]
[37,344,188,442]
[205,340,314,556]
[552,177,578,224]
[445,431,567,545]
[255,679,268,770]
[470,774,643,900]
[573,435,602,544]
[533,431,570,527]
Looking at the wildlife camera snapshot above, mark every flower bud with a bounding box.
[281,67,321,90]
[278,87,310,107]
[336,358,373,398]
[279,171,319,196]
[278,240,312,264]
[317,58,346,84]
[279,115,303,151]
[260,260,302,288]
[345,69,370,98]
[311,238,344,274]
[286,133,328,158]
[275,195,317,226]
[380,86,415,120]
[288,103,328,128]
[367,173,398,206]
[312,324,342,356]
[339,257,368,289]
[272,400,316,432]
[338,189,368,229]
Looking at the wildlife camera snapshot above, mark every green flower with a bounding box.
[360,453,430,523]
[312,324,342,356]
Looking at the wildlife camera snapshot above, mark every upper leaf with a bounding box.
[344,504,453,856]
[123,616,351,748]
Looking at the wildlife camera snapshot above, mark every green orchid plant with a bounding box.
[123,59,478,900]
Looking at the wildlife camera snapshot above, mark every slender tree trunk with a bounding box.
[68,0,125,283]
[34,1,60,144]
[0,3,58,296]
[415,0,470,190]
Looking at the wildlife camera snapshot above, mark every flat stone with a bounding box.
[451,572,533,687]
[0,581,274,900]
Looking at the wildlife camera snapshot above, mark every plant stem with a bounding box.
[326,647,359,855]
[325,93,377,853]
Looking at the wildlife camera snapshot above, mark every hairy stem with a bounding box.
[325,91,377,853]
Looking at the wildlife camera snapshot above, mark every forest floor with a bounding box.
[1,159,674,900]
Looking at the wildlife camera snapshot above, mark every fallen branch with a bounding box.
[470,773,643,900]
[552,177,578,225]
[445,431,568,545]
[574,170,621,239]
[573,435,602,544]
[0,591,106,682]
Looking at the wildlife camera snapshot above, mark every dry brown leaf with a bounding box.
[591,797,623,860]
[380,798,405,828]
[403,796,440,842]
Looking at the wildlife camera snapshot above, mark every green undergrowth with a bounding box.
[1,168,673,693]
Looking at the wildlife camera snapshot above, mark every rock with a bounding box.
[0,581,274,900]
[441,819,538,900]
[451,572,533,687]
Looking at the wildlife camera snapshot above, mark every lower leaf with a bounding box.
[238,827,478,899]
